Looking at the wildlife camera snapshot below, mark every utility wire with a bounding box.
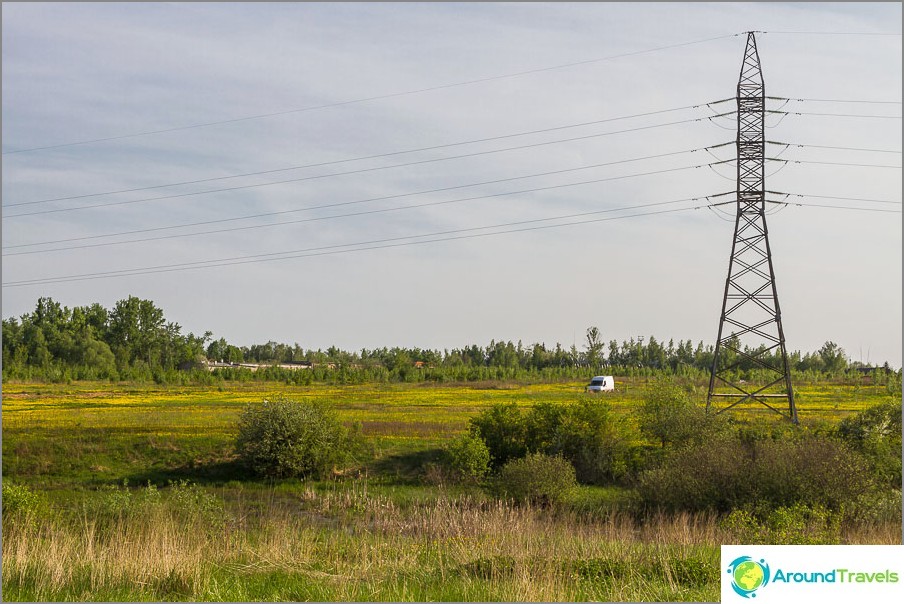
[4,159,733,255]
[776,201,902,213]
[6,117,736,218]
[756,30,902,36]
[2,32,742,156]
[767,191,902,205]
[6,190,892,288]
[767,110,902,119]
[769,96,902,105]
[2,194,735,287]
[4,100,733,208]
[766,158,902,169]
[767,141,902,154]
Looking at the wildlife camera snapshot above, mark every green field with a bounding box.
[2,378,900,601]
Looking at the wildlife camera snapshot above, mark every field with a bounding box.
[2,377,900,601]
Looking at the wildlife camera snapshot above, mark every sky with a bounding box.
[2,2,902,367]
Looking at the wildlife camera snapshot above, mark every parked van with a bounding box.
[586,375,615,393]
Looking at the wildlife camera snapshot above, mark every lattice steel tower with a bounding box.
[706,32,797,423]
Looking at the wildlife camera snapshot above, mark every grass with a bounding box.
[2,376,900,601]
[2,480,728,601]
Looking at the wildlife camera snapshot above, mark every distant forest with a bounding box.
[2,296,897,384]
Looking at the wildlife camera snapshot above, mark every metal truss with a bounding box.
[706,32,797,423]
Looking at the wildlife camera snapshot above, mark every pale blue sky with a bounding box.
[2,2,901,366]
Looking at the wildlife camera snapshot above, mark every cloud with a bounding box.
[3,2,901,366]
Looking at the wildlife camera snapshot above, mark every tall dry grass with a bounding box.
[3,482,900,601]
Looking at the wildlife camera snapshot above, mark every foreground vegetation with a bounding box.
[2,375,900,601]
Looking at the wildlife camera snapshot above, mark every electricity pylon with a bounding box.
[706,32,797,423]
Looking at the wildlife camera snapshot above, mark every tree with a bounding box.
[818,341,847,374]
[585,327,605,371]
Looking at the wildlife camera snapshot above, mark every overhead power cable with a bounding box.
[770,201,902,213]
[2,193,736,288]
[765,158,902,169]
[2,32,742,155]
[767,141,902,154]
[6,189,894,289]
[766,109,902,119]
[768,96,902,105]
[767,191,902,205]
[755,30,902,36]
[4,99,733,209]
[4,157,734,255]
[6,117,736,219]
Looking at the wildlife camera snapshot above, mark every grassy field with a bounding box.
[2,377,900,601]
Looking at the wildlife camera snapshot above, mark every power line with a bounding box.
[4,100,733,208]
[6,117,735,218]
[4,158,733,255]
[766,158,902,169]
[757,30,902,36]
[3,195,731,287]
[767,109,902,119]
[768,191,902,205]
[768,96,902,105]
[775,201,902,213]
[2,32,742,156]
[7,189,893,288]
[767,141,902,154]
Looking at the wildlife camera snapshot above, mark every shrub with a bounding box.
[548,398,633,484]
[721,503,843,544]
[235,395,350,479]
[637,377,727,448]
[471,399,634,485]
[2,482,42,519]
[837,401,902,487]
[446,432,491,483]
[469,402,527,468]
[638,434,872,513]
[846,489,902,526]
[495,452,577,506]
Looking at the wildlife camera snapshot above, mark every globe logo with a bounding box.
[727,556,771,598]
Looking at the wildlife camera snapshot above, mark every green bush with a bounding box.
[721,503,843,544]
[837,401,902,487]
[445,432,491,483]
[2,482,42,518]
[469,402,527,468]
[495,452,577,506]
[471,399,634,485]
[637,377,727,448]
[846,489,902,526]
[548,398,633,484]
[638,434,872,513]
[235,395,351,479]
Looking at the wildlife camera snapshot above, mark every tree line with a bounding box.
[1,296,895,383]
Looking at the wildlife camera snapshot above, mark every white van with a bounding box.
[586,375,615,393]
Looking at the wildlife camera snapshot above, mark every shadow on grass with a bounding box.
[123,458,255,487]
[367,447,446,485]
